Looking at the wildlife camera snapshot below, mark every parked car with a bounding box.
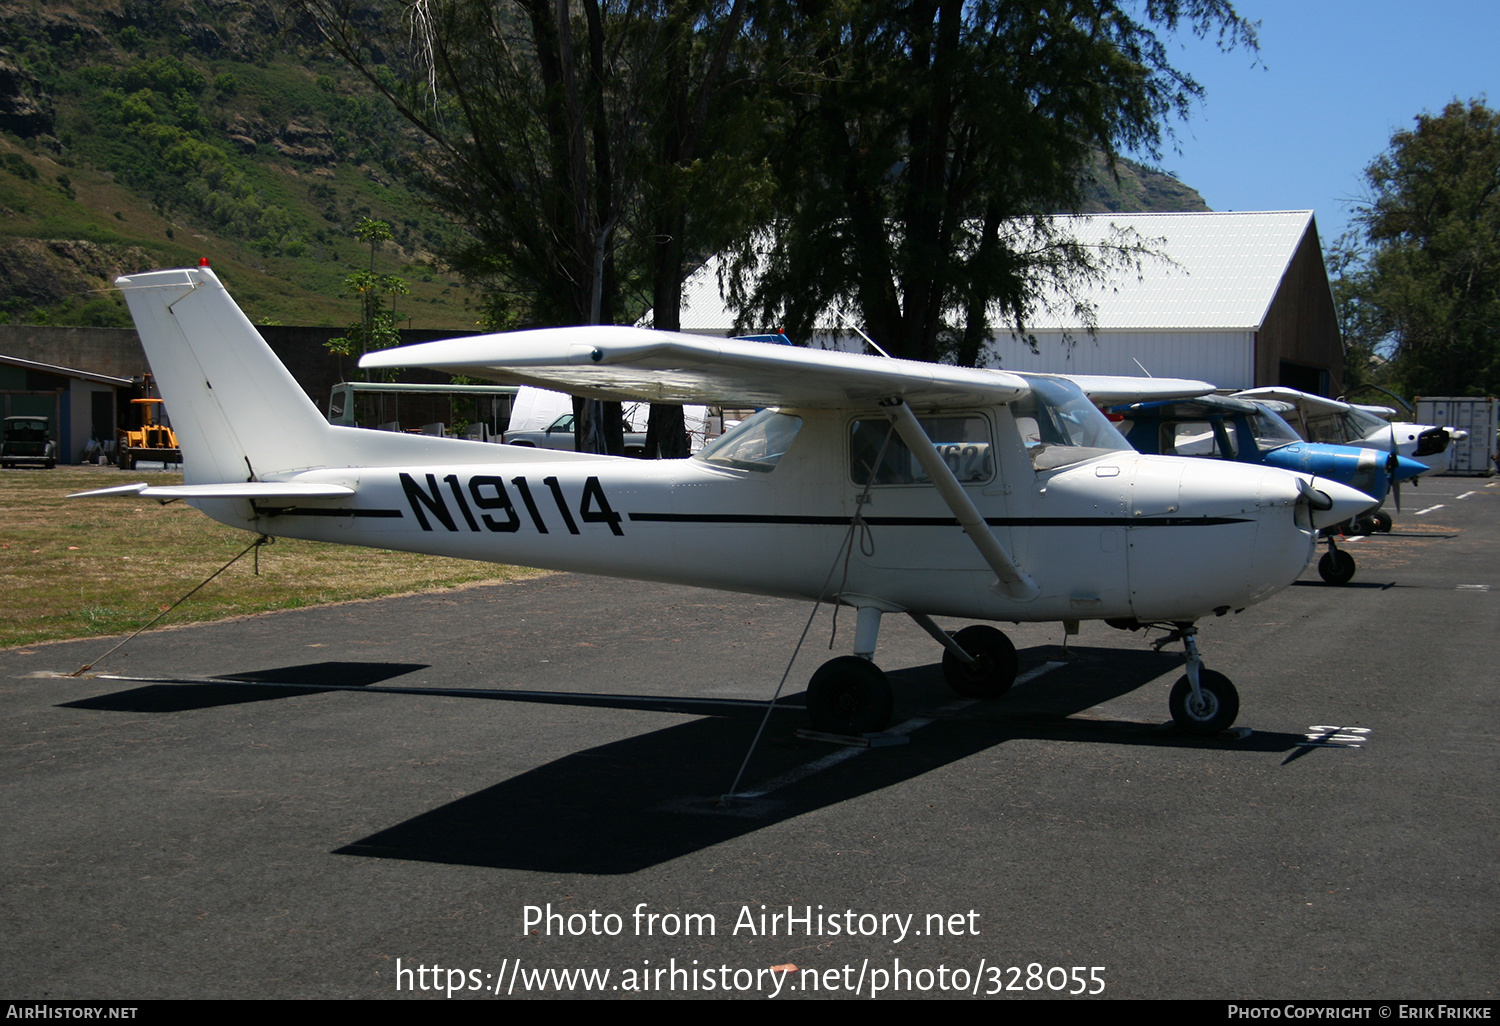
[1,415,58,468]
[502,412,649,456]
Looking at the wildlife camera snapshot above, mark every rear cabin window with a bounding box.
[1165,420,1235,458]
[850,415,993,485]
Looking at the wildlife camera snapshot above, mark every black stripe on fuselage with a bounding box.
[254,507,1251,528]
[626,513,1252,528]
[253,506,405,518]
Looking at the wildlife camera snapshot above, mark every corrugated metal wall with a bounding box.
[983,330,1256,388]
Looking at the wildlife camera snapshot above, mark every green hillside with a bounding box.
[0,0,480,329]
[0,1,1209,332]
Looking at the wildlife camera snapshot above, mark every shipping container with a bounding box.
[1415,396,1498,476]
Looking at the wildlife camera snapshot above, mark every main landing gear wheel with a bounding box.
[1371,510,1393,533]
[1169,670,1240,735]
[941,625,1019,699]
[1318,548,1356,585]
[806,656,894,735]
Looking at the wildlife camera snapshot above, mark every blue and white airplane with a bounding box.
[75,266,1374,735]
[1111,394,1428,585]
[1234,386,1467,483]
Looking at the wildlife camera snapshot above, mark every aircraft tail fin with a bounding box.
[116,266,337,484]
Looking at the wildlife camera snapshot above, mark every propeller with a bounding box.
[1386,421,1402,512]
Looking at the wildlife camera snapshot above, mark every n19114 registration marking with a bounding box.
[399,473,623,536]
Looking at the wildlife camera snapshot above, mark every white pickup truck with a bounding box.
[502,412,649,456]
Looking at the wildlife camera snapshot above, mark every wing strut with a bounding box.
[882,399,1040,601]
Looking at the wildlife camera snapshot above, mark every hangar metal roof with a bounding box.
[675,210,1320,335]
[1021,210,1318,332]
[0,352,133,387]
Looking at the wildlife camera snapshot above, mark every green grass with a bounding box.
[0,466,545,649]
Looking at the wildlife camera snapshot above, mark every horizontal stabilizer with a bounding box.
[70,482,355,501]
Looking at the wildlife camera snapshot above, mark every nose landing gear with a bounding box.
[1153,624,1240,735]
[1318,535,1357,585]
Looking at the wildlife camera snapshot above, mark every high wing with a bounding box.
[1350,403,1401,420]
[1064,374,1215,407]
[359,326,1030,409]
[1233,386,1350,414]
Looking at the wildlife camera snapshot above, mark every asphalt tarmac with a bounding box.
[2,477,1496,1000]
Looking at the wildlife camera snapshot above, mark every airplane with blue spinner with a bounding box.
[1110,393,1427,585]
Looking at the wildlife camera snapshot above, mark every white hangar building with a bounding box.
[672,210,1343,395]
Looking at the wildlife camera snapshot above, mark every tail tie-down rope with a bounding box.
[70,535,272,677]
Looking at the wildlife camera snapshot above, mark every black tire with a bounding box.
[806,656,894,734]
[1169,670,1239,735]
[941,624,1019,699]
[118,450,134,471]
[1371,510,1393,533]
[1318,549,1356,585]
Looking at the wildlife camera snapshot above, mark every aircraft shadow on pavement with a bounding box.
[58,661,430,712]
[334,646,1311,874]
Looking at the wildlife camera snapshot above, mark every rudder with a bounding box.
[116,267,335,483]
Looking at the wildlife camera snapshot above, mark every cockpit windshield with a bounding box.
[1011,376,1132,470]
[1244,408,1303,452]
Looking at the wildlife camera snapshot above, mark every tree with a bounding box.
[1339,99,1500,397]
[326,217,409,380]
[297,0,764,454]
[727,0,1257,365]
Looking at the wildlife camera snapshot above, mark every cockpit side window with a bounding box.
[850,415,993,485]
[1305,412,1343,443]
[1163,419,1234,458]
[696,409,803,472]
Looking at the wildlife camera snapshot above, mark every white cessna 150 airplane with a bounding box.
[80,266,1373,736]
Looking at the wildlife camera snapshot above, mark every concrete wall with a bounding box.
[0,323,467,413]
[0,325,143,380]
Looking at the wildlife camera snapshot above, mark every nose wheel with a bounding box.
[1168,670,1239,734]
[1153,624,1241,735]
[1318,536,1356,585]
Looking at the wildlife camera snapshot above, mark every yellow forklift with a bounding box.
[117,374,182,471]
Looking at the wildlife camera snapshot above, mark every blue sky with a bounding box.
[1136,0,1500,247]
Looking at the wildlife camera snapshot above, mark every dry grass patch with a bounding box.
[1,466,544,648]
